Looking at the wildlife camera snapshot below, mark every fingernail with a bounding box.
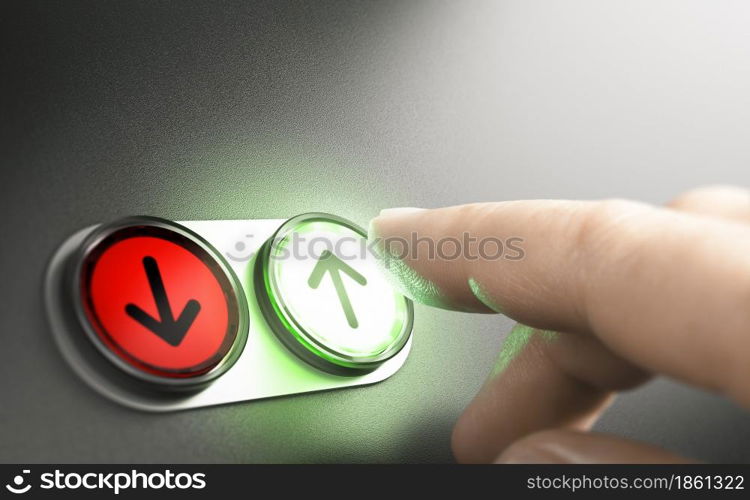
[378,207,426,217]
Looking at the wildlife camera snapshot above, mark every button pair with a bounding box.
[70,214,413,390]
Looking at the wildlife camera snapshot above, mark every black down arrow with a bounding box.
[125,256,201,346]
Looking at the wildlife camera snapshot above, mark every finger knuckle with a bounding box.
[668,185,736,210]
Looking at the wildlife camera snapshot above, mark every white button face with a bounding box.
[256,213,413,373]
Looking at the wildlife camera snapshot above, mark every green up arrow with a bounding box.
[307,250,367,328]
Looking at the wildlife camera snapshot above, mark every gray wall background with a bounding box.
[1,0,749,462]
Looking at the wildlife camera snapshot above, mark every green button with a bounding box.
[254,213,413,375]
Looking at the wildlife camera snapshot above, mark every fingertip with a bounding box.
[451,398,495,464]
[495,430,693,464]
[667,185,750,223]
[495,430,573,464]
[368,208,465,310]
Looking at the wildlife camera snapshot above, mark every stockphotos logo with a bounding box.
[5,470,31,494]
[4,469,206,495]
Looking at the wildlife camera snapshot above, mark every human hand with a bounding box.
[368,186,750,463]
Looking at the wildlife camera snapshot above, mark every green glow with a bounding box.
[266,217,412,367]
[490,324,558,378]
[468,277,504,313]
[245,253,333,387]
[156,139,456,459]
[160,139,400,225]
[307,250,367,328]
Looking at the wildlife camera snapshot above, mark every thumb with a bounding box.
[495,429,694,464]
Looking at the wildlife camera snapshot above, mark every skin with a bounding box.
[368,185,750,463]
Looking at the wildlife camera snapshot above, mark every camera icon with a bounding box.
[5,470,31,494]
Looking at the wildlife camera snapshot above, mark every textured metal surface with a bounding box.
[2,0,750,462]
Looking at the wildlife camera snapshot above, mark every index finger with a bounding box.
[368,200,750,406]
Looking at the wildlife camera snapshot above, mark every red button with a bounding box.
[75,218,247,385]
